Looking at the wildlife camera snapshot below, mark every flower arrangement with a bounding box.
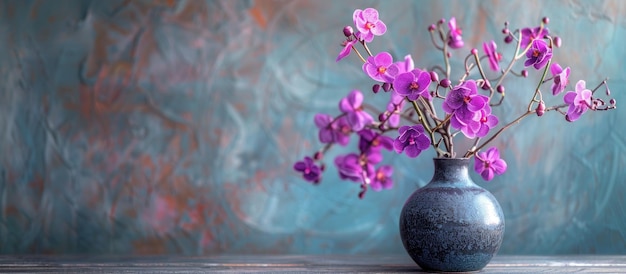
[294,8,616,198]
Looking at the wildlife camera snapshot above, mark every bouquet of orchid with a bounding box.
[294,8,616,198]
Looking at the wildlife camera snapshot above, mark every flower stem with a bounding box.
[409,98,449,157]
[361,41,374,57]
[527,58,552,111]
[352,46,367,63]
[465,110,534,158]
[472,50,495,96]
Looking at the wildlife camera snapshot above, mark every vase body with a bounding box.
[399,158,504,272]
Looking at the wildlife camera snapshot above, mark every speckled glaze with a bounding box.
[399,158,504,272]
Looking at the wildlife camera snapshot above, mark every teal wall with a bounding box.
[0,0,624,254]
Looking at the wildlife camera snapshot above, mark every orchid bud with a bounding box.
[497,85,505,94]
[481,80,491,90]
[428,24,436,32]
[610,98,616,105]
[504,35,513,44]
[343,26,354,37]
[521,70,528,78]
[314,151,323,160]
[372,84,381,94]
[553,36,562,48]
[470,48,478,55]
[536,101,546,116]
[430,71,439,82]
[358,184,367,199]
[382,82,391,92]
[378,112,386,122]
[542,17,550,25]
[440,78,451,88]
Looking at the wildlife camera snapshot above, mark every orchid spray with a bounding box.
[294,8,616,198]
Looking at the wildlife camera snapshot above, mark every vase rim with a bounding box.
[433,157,470,160]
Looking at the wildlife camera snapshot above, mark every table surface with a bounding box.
[0,254,625,273]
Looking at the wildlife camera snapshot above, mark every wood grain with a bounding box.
[0,255,624,273]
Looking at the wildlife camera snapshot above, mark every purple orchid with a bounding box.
[353,8,387,43]
[483,40,502,72]
[336,39,357,62]
[520,26,549,49]
[393,69,432,101]
[335,148,382,184]
[334,153,363,182]
[293,156,322,183]
[447,17,464,49]
[339,90,374,131]
[564,80,593,122]
[463,107,499,138]
[394,55,415,74]
[387,54,415,80]
[550,63,571,95]
[524,39,552,70]
[314,114,351,146]
[370,165,393,191]
[363,52,397,83]
[443,80,489,127]
[474,147,507,181]
[358,129,394,153]
[393,125,430,158]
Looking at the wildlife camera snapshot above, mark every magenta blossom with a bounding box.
[387,54,415,80]
[336,39,357,62]
[483,40,502,72]
[353,8,387,43]
[463,107,499,138]
[550,63,571,95]
[314,114,351,146]
[393,55,415,75]
[339,90,374,131]
[474,147,507,181]
[520,26,549,49]
[443,80,489,127]
[358,129,394,153]
[370,165,393,191]
[393,125,430,158]
[564,80,593,122]
[393,69,432,101]
[335,150,381,184]
[334,153,364,182]
[294,156,322,183]
[363,52,397,83]
[524,39,552,70]
[447,17,464,49]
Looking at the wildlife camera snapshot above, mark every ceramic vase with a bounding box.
[399,158,505,272]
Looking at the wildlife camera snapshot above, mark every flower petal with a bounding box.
[563,91,576,104]
[314,114,331,128]
[492,159,508,174]
[481,168,495,181]
[405,144,422,158]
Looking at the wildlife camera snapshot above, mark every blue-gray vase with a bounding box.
[399,158,504,272]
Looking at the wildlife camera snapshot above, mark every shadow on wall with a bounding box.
[0,0,625,255]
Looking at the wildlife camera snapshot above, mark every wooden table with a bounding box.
[0,254,624,273]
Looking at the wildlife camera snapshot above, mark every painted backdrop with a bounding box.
[0,0,625,255]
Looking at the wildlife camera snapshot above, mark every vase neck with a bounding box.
[430,158,472,184]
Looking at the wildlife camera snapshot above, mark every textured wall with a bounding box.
[0,0,624,255]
